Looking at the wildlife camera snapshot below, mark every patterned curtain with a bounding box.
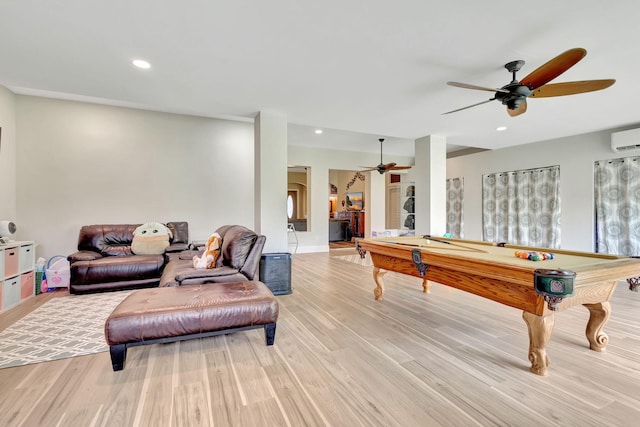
[482,165,561,248]
[446,177,464,238]
[594,157,640,255]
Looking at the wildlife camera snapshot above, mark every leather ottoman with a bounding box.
[104,281,279,371]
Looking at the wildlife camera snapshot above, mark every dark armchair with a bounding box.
[159,225,266,287]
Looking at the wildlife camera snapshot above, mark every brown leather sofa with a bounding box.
[159,225,266,287]
[68,222,189,294]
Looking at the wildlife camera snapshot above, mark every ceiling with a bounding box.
[2,1,639,157]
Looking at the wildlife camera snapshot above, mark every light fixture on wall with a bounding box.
[287,195,294,219]
[0,220,17,244]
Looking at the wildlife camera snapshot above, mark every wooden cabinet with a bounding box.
[329,219,350,242]
[1,241,36,312]
[334,211,365,239]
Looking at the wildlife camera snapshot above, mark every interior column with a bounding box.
[254,111,288,252]
[365,171,385,237]
[414,135,447,236]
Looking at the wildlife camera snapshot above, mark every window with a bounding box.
[446,177,464,238]
[594,157,640,255]
[482,165,560,248]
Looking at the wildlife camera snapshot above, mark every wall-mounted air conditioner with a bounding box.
[611,128,640,153]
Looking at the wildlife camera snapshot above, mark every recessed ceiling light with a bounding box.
[132,59,151,69]
[315,129,323,134]
[496,126,507,132]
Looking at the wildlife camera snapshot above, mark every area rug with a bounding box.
[0,291,131,369]
[332,252,373,267]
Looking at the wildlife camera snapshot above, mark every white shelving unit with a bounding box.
[400,182,415,235]
[1,241,36,312]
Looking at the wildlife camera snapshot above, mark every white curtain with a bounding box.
[446,177,464,238]
[594,156,640,255]
[482,165,561,248]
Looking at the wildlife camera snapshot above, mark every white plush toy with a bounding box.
[193,232,222,269]
[131,222,173,255]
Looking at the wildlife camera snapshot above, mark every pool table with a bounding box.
[355,235,640,376]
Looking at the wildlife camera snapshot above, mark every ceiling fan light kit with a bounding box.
[444,48,615,117]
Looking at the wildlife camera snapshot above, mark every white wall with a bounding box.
[447,127,640,252]
[0,86,17,223]
[15,96,255,258]
[8,87,640,257]
[254,111,288,253]
[365,171,386,236]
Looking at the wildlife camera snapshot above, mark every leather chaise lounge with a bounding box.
[98,224,272,371]
[159,224,266,287]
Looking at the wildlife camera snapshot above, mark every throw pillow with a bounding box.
[131,222,173,255]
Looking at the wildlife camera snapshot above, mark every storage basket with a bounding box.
[45,255,70,289]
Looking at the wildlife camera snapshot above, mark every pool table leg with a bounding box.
[583,301,611,352]
[422,279,432,293]
[522,311,555,376]
[373,267,387,300]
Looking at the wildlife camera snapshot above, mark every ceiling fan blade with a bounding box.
[529,79,615,98]
[519,48,586,90]
[507,100,527,117]
[363,141,409,174]
[447,81,510,94]
[360,162,389,172]
[443,98,495,115]
[363,163,400,174]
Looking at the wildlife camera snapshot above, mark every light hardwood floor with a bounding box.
[1,249,639,426]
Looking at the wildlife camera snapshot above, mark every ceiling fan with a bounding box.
[444,48,615,117]
[361,138,412,174]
